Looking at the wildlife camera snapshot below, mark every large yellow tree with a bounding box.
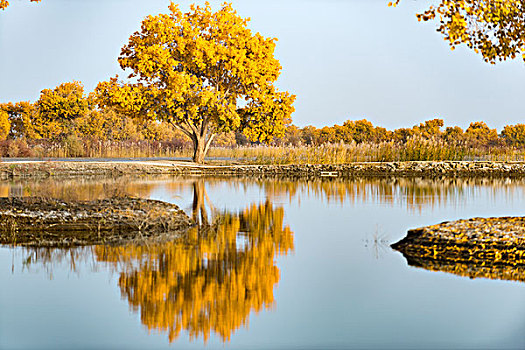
[96,2,295,163]
[391,0,525,63]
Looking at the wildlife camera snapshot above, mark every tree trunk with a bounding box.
[193,137,206,163]
[192,133,216,163]
[172,120,216,164]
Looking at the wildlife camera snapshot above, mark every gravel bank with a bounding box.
[3,160,525,179]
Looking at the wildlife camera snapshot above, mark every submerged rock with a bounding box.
[392,217,525,282]
[0,197,194,247]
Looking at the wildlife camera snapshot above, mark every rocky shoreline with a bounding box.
[0,197,193,247]
[2,160,525,179]
[392,217,525,282]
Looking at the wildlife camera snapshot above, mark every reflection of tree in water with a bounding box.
[14,180,294,343]
[257,177,521,212]
[191,179,216,226]
[9,175,525,341]
[13,246,97,277]
[95,195,294,342]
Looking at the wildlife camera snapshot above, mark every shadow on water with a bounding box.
[10,181,294,343]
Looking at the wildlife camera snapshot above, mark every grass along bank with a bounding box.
[3,138,525,163]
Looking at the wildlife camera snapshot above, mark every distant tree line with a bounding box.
[275,118,525,149]
[0,82,184,143]
[2,81,525,157]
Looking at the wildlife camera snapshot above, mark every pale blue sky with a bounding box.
[1,0,524,130]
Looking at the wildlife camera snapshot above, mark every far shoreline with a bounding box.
[3,160,525,179]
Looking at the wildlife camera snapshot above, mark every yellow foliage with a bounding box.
[96,2,295,162]
[465,121,499,146]
[502,123,525,146]
[35,81,89,139]
[0,101,41,139]
[140,120,181,141]
[212,131,237,146]
[395,0,525,63]
[412,119,444,139]
[38,81,88,122]
[443,126,464,143]
[74,108,144,141]
[353,119,375,143]
[0,110,10,140]
[74,110,107,140]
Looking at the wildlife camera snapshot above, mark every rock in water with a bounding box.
[0,197,194,247]
[392,217,525,282]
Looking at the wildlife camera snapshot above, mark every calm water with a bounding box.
[1,176,524,349]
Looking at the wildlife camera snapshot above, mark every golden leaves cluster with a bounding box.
[0,110,10,140]
[1,82,88,139]
[1,81,182,141]
[34,81,89,138]
[502,124,525,146]
[0,101,41,139]
[392,0,525,63]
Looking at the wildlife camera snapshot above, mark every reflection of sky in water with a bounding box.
[1,177,525,349]
[236,233,249,252]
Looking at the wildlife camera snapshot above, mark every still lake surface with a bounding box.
[1,176,524,349]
